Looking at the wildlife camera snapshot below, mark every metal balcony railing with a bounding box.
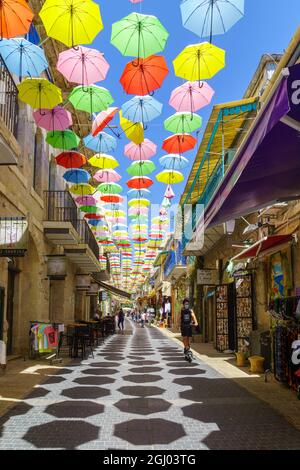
[44,191,99,260]
[0,54,18,138]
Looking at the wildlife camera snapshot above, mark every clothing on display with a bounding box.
[29,322,62,354]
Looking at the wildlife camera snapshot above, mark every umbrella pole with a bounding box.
[106,124,120,139]
[210,1,214,44]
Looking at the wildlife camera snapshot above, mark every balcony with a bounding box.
[164,244,187,281]
[43,191,100,272]
[0,54,19,164]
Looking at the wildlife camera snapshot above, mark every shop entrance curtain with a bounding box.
[205,64,300,228]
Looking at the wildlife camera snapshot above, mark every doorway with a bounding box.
[6,262,19,354]
[0,287,5,341]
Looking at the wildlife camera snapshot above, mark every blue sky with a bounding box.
[92,0,300,208]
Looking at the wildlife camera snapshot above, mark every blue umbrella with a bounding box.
[83,132,117,153]
[112,224,128,231]
[127,189,151,199]
[180,0,244,42]
[159,154,189,170]
[0,38,48,80]
[121,95,163,128]
[88,219,106,227]
[63,169,90,184]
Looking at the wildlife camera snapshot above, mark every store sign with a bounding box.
[197,269,218,285]
[0,217,28,257]
[162,281,171,296]
[47,255,67,280]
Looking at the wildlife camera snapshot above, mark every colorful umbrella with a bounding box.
[69,85,113,115]
[0,38,48,80]
[34,106,72,132]
[17,78,62,110]
[100,194,124,203]
[161,196,172,208]
[129,206,149,216]
[128,188,151,199]
[55,151,87,169]
[75,196,96,206]
[46,130,80,150]
[159,154,189,170]
[83,132,117,153]
[69,184,94,196]
[127,160,156,177]
[162,133,197,154]
[156,170,184,184]
[98,183,123,194]
[164,112,202,134]
[181,0,244,42]
[93,169,121,183]
[57,46,109,86]
[39,0,103,48]
[127,176,153,189]
[164,185,175,199]
[169,80,215,113]
[63,169,90,184]
[111,12,169,58]
[120,55,169,96]
[80,206,101,214]
[128,198,151,207]
[124,139,157,161]
[92,107,119,137]
[173,42,225,82]
[89,153,119,169]
[0,0,34,39]
[119,111,144,144]
[121,95,163,126]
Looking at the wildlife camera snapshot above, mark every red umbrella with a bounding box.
[162,133,197,154]
[120,55,169,96]
[127,176,153,189]
[84,214,104,220]
[55,151,87,169]
[92,107,119,137]
[100,194,124,203]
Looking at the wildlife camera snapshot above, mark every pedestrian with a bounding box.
[140,311,146,328]
[118,308,125,331]
[178,298,198,359]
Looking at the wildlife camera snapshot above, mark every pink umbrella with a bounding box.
[129,206,149,216]
[94,169,121,183]
[169,81,215,113]
[75,196,96,205]
[124,139,157,161]
[164,184,175,199]
[33,106,72,131]
[57,46,110,86]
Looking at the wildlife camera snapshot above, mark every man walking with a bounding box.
[118,308,125,332]
[140,310,146,328]
[178,298,198,361]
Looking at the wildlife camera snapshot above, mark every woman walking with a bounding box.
[118,308,125,332]
[178,298,198,361]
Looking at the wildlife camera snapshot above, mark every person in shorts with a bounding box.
[179,298,198,355]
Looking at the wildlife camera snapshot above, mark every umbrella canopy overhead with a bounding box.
[63,169,90,184]
[39,0,103,48]
[111,12,169,58]
[17,78,62,110]
[57,46,110,85]
[169,80,215,113]
[162,133,197,154]
[92,107,119,136]
[173,42,225,82]
[101,194,124,203]
[83,132,117,153]
[97,182,123,194]
[120,55,169,96]
[164,112,202,134]
[127,188,151,199]
[89,153,119,169]
[55,151,87,169]
[69,85,113,114]
[181,0,244,41]
[75,196,96,206]
[93,168,121,183]
[121,95,163,125]
[69,184,94,196]
[46,130,80,150]
[159,154,189,170]
[127,160,156,177]
[33,106,72,132]
[156,170,185,184]
[0,0,34,39]
[0,38,48,79]
[119,111,144,144]
[127,176,153,189]
[124,139,157,161]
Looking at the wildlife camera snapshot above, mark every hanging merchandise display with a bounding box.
[215,284,236,352]
[234,273,254,352]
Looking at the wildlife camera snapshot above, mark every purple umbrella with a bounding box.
[33,106,72,131]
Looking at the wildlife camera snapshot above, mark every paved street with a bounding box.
[1,321,300,450]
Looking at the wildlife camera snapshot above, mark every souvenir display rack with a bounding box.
[216,284,235,352]
[234,274,254,351]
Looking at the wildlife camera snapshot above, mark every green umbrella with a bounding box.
[79,205,100,213]
[164,112,202,134]
[68,85,114,115]
[97,182,123,194]
[126,160,156,177]
[111,12,169,59]
[46,130,80,150]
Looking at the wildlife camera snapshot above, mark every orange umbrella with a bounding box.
[92,107,119,137]
[120,55,169,96]
[0,0,34,39]
[55,151,87,169]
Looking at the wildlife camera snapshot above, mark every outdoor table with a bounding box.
[67,324,88,358]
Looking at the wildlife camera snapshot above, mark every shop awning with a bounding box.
[205,63,300,228]
[92,278,132,299]
[231,235,293,261]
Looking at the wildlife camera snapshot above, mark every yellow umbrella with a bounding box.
[156,170,184,184]
[173,42,225,82]
[128,198,151,207]
[119,111,144,145]
[69,184,94,195]
[89,153,119,169]
[106,210,126,218]
[17,78,62,109]
[39,0,103,48]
